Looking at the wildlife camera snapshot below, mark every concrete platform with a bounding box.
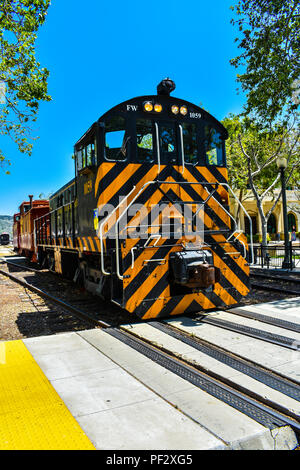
[0,296,299,450]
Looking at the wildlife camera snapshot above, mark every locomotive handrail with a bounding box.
[220,183,254,263]
[208,193,238,236]
[147,180,238,239]
[144,234,161,247]
[99,185,137,276]
[34,200,76,220]
[114,181,156,280]
[109,180,250,280]
[34,200,76,247]
[226,230,247,259]
[33,218,49,249]
[191,184,219,226]
[179,124,185,175]
[154,180,254,263]
[155,122,161,175]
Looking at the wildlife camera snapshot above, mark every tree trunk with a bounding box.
[261,220,268,246]
[256,199,268,247]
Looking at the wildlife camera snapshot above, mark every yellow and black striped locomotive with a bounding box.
[36,79,251,319]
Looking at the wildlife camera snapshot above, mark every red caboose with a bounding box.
[19,195,50,262]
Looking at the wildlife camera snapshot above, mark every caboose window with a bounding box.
[182,123,198,164]
[136,118,154,163]
[205,127,224,166]
[105,116,127,161]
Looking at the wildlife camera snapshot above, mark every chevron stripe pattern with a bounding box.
[92,162,249,319]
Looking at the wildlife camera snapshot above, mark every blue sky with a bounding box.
[0,0,245,215]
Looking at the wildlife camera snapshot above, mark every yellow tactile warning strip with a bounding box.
[0,340,95,450]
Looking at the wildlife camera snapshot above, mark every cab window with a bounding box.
[76,147,84,171]
[182,123,198,164]
[136,118,154,163]
[76,138,96,172]
[82,147,86,168]
[105,116,128,161]
[205,127,224,166]
[86,143,95,166]
[159,122,177,162]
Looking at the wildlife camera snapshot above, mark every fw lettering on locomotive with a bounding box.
[13,79,253,319]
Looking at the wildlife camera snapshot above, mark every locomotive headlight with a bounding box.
[154,103,162,113]
[144,101,153,112]
[180,106,188,116]
[171,105,179,114]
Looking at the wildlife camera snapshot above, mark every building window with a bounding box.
[267,213,277,234]
[288,212,297,232]
[244,215,257,235]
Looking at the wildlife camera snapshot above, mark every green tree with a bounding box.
[230,0,300,123]
[223,114,300,245]
[0,0,51,173]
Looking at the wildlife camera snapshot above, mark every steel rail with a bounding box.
[0,266,110,328]
[199,315,300,350]
[0,257,42,273]
[250,271,300,284]
[250,281,300,296]
[227,307,300,334]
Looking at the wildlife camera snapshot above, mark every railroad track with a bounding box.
[250,271,300,296]
[0,260,109,328]
[197,314,300,349]
[251,271,300,284]
[226,306,300,334]
[0,256,300,438]
[0,256,132,327]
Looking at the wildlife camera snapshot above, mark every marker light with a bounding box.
[154,103,162,113]
[180,106,188,116]
[144,101,153,112]
[171,105,179,114]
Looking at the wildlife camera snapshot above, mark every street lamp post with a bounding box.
[276,157,291,270]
